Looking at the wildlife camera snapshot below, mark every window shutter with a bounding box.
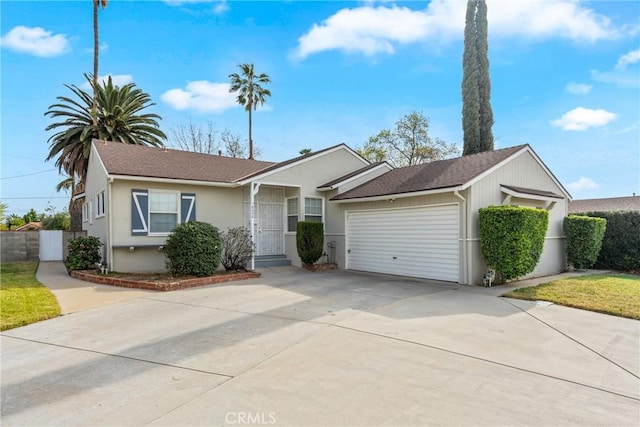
[131,189,149,235]
[181,193,196,223]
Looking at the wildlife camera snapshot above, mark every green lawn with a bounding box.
[1,262,61,331]
[504,274,640,320]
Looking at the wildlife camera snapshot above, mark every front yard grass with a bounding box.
[504,273,640,320]
[1,262,61,330]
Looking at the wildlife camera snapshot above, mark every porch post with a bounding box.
[250,182,261,270]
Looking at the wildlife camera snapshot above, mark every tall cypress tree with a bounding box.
[462,0,493,155]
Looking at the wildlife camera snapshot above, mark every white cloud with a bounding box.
[551,107,617,131]
[82,74,133,89]
[615,48,640,70]
[161,80,237,113]
[163,0,228,13]
[567,176,599,191]
[0,26,69,57]
[565,82,592,95]
[293,0,625,59]
[591,49,640,88]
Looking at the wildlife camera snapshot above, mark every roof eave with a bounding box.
[331,186,463,203]
[107,174,239,187]
[317,163,392,192]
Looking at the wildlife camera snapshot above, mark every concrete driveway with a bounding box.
[2,267,639,426]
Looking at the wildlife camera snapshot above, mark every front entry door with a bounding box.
[244,186,285,256]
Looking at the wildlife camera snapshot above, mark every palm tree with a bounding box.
[45,74,166,229]
[228,63,271,160]
[93,0,109,126]
[45,74,166,180]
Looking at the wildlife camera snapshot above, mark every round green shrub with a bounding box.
[67,236,103,270]
[164,221,221,276]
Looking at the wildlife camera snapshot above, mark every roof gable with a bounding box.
[332,145,528,201]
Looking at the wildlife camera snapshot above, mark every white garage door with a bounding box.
[346,204,459,282]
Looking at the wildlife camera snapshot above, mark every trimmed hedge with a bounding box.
[296,221,324,265]
[479,206,549,281]
[164,221,221,276]
[584,211,639,271]
[563,215,606,269]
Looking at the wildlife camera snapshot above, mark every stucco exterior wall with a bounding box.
[83,145,110,260]
[109,179,244,272]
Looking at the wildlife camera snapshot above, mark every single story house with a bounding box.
[83,139,571,285]
[569,195,640,214]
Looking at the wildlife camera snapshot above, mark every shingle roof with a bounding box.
[317,162,387,189]
[332,145,528,201]
[569,196,640,213]
[94,140,276,183]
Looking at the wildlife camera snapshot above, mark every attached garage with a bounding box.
[346,204,459,282]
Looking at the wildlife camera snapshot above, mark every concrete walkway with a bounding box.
[3,266,637,426]
[36,261,153,314]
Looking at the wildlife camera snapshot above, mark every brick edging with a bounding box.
[70,270,261,291]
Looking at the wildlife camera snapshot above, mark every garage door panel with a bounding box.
[347,205,459,282]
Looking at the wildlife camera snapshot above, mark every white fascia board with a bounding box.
[236,144,370,186]
[332,186,462,204]
[92,140,110,178]
[317,163,393,191]
[500,186,563,203]
[108,174,238,188]
[522,147,573,200]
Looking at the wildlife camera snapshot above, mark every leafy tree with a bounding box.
[92,0,109,124]
[42,211,71,230]
[22,209,41,223]
[229,63,271,160]
[6,214,25,230]
[358,111,459,167]
[0,202,8,222]
[462,0,494,155]
[45,74,166,229]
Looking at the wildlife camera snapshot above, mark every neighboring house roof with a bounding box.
[332,145,529,201]
[569,196,640,213]
[15,222,42,231]
[94,140,276,183]
[317,162,391,191]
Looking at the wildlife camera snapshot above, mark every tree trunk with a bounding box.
[92,0,99,127]
[248,106,253,160]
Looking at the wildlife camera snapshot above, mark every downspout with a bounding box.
[250,182,261,270]
[107,177,114,272]
[454,190,467,285]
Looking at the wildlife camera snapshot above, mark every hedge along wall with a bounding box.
[563,215,606,270]
[584,211,639,271]
[479,206,549,281]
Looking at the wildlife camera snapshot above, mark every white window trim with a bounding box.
[82,202,89,223]
[148,190,180,236]
[285,196,300,234]
[96,191,106,218]
[304,196,324,223]
[89,199,93,225]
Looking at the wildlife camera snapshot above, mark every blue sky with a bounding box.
[1,0,639,216]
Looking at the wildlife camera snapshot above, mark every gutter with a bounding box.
[107,177,114,272]
[453,190,468,285]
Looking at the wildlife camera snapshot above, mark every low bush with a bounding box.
[296,221,324,265]
[584,211,639,271]
[164,221,221,277]
[479,206,548,282]
[221,227,253,270]
[67,236,102,270]
[564,215,606,269]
